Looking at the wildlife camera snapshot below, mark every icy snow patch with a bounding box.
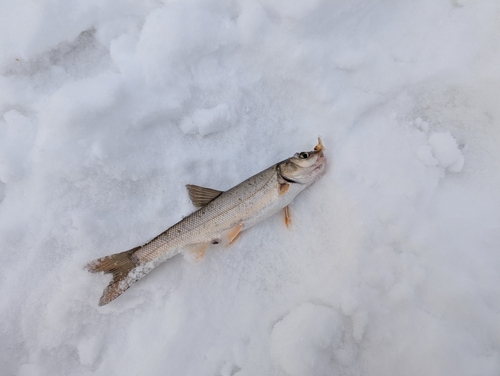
[417,144,439,167]
[0,109,36,183]
[179,103,236,136]
[270,303,357,376]
[418,131,464,172]
[428,132,465,172]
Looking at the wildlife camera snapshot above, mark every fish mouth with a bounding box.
[310,151,326,177]
[314,151,326,170]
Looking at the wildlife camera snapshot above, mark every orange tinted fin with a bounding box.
[279,183,289,196]
[284,205,291,228]
[221,223,244,246]
[228,231,242,245]
[193,243,208,260]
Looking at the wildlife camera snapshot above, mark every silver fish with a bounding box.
[87,139,326,305]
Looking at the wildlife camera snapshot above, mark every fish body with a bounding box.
[134,164,303,263]
[88,139,326,305]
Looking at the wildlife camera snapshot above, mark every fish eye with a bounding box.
[299,152,309,159]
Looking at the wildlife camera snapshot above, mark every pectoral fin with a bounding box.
[186,184,224,207]
[221,223,244,246]
[284,205,291,228]
[279,183,289,196]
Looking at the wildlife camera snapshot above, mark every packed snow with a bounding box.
[1,0,500,375]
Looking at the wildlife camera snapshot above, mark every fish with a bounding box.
[87,138,326,306]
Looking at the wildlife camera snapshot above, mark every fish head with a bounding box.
[278,138,326,185]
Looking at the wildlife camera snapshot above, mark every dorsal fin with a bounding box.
[186,184,223,207]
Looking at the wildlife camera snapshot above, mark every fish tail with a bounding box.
[86,246,151,306]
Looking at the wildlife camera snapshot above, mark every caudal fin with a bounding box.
[86,246,149,306]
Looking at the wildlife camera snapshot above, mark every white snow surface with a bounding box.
[1,0,500,375]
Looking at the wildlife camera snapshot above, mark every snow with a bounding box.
[270,303,353,376]
[1,0,500,375]
[427,132,465,172]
